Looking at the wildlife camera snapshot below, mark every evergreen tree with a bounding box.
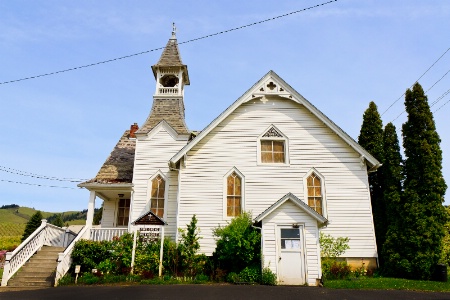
[51,214,64,227]
[381,123,403,270]
[358,101,386,262]
[21,211,43,241]
[93,207,103,225]
[385,82,447,279]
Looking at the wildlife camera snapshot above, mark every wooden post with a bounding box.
[159,226,165,277]
[131,228,137,274]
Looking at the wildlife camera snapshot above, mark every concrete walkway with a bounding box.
[1,285,450,300]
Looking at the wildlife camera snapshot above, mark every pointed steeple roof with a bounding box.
[151,25,190,85]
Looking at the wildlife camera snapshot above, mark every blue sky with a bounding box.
[0,0,449,212]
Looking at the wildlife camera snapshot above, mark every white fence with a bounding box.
[1,220,75,286]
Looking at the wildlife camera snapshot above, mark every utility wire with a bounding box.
[0,0,338,85]
[0,179,77,189]
[0,165,88,182]
[391,86,450,122]
[381,47,450,116]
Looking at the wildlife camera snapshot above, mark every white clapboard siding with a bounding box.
[132,126,187,239]
[178,97,377,258]
[101,199,117,227]
[262,201,321,286]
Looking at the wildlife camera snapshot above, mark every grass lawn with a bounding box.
[325,277,450,292]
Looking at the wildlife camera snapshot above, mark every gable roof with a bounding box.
[79,129,136,185]
[132,210,167,226]
[254,192,328,225]
[169,70,381,169]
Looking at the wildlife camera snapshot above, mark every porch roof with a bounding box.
[254,192,328,226]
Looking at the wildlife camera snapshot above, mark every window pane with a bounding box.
[273,141,284,152]
[307,187,314,196]
[315,186,321,195]
[261,140,272,151]
[281,228,300,239]
[307,176,313,186]
[261,152,272,163]
[158,199,164,208]
[274,152,284,163]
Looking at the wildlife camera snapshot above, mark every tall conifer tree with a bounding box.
[381,123,403,269]
[386,82,447,279]
[358,101,386,262]
[21,211,43,241]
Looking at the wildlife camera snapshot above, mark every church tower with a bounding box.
[136,25,190,135]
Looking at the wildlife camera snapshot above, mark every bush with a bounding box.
[261,267,277,285]
[212,212,261,273]
[238,266,261,283]
[71,239,114,273]
[322,259,351,280]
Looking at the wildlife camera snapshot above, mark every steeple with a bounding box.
[136,25,190,136]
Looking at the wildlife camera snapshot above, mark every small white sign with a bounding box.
[75,265,81,274]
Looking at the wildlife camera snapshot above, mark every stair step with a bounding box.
[8,280,53,287]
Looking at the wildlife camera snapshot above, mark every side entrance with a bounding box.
[277,226,306,285]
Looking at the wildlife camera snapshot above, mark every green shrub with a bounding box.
[322,259,351,280]
[71,239,114,273]
[212,212,261,273]
[226,272,239,283]
[78,272,100,285]
[238,266,261,283]
[261,267,277,285]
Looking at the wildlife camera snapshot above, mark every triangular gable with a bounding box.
[254,192,328,226]
[169,70,380,169]
[132,210,167,226]
[136,119,189,141]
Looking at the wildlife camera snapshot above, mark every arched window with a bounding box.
[307,173,322,215]
[227,172,242,217]
[150,174,165,217]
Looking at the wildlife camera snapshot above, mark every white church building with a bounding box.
[78,30,380,286]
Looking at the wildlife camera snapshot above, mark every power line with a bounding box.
[433,88,450,113]
[0,0,338,85]
[381,47,450,116]
[0,179,77,189]
[0,165,88,182]
[391,86,450,122]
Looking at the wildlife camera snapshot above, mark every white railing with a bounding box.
[54,225,89,286]
[90,228,128,241]
[159,87,179,95]
[1,219,75,286]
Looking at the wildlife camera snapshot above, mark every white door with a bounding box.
[278,226,305,285]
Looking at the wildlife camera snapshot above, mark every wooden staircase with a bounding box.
[7,246,64,287]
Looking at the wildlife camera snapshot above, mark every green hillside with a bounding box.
[0,204,90,250]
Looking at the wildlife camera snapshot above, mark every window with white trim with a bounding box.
[117,198,130,226]
[258,126,288,164]
[150,174,165,218]
[227,172,242,217]
[223,168,245,218]
[305,171,324,215]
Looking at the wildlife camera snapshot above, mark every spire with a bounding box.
[151,24,190,85]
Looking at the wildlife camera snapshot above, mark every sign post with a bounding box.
[131,210,167,277]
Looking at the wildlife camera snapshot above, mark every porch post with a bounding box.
[86,191,96,226]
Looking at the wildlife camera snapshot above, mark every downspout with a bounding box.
[252,223,263,272]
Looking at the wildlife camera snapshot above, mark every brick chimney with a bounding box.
[129,123,139,138]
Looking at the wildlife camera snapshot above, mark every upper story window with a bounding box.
[117,198,130,226]
[258,125,289,165]
[150,174,166,218]
[306,172,323,215]
[227,172,242,217]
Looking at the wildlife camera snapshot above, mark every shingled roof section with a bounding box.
[136,98,190,135]
[82,130,136,184]
[151,36,190,85]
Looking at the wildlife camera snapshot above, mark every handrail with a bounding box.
[90,228,128,241]
[54,225,90,286]
[1,219,48,286]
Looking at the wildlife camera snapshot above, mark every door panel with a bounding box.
[278,227,305,285]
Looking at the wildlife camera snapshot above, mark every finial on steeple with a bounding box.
[171,22,177,39]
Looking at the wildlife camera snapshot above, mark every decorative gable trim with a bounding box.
[136,120,189,141]
[254,192,328,226]
[169,70,381,169]
[131,210,167,225]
